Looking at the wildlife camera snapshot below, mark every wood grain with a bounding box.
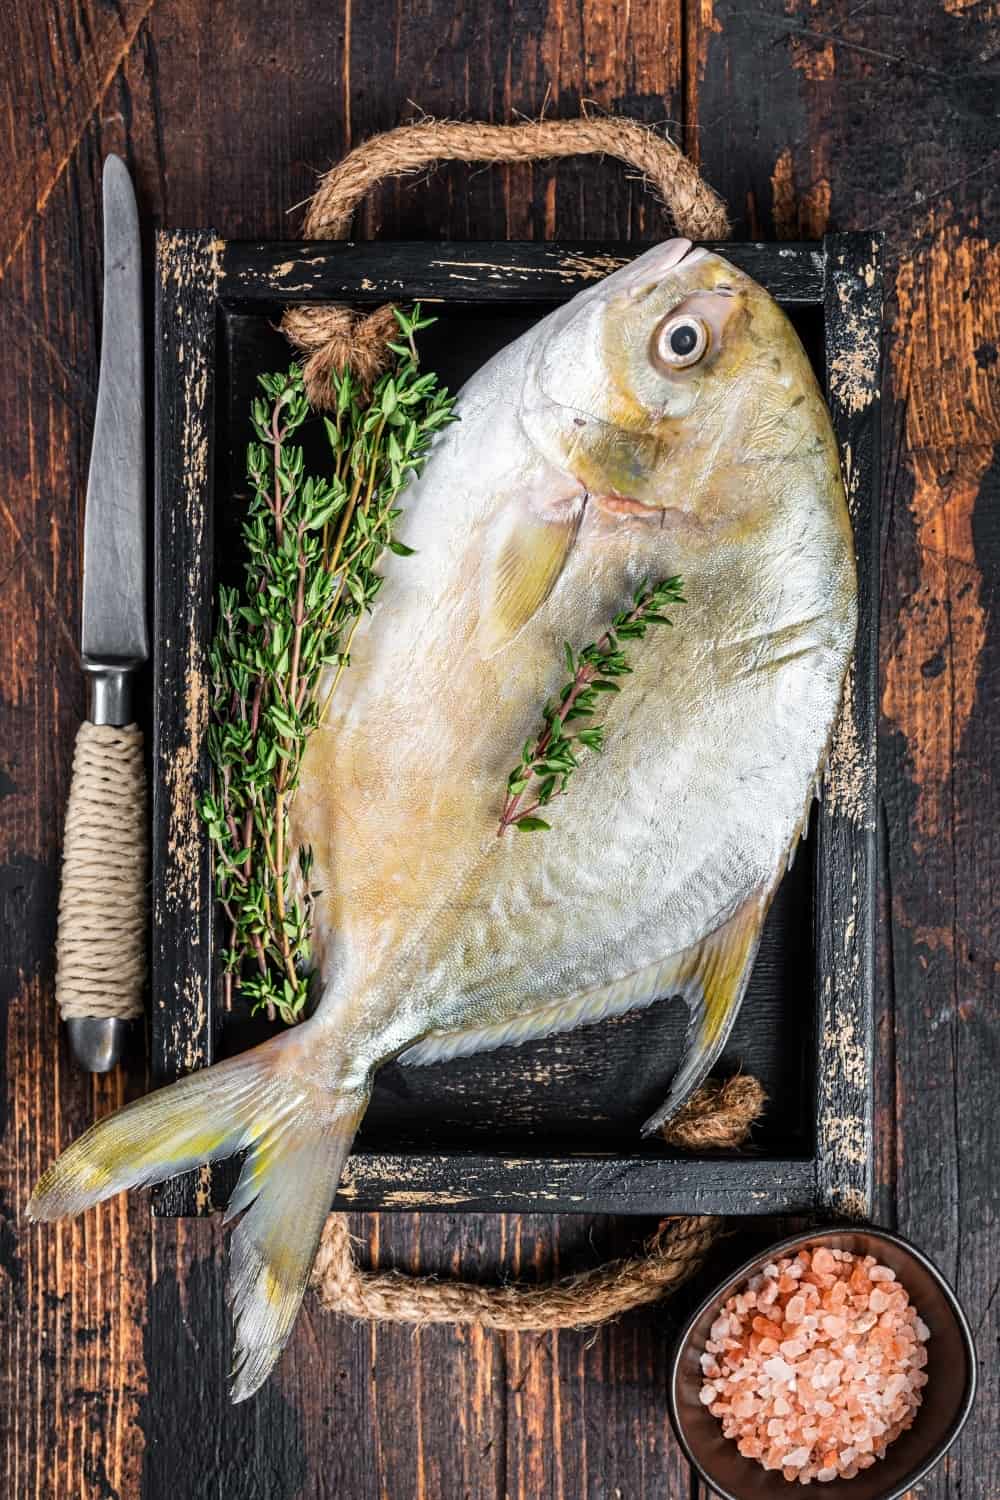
[0,0,996,1496]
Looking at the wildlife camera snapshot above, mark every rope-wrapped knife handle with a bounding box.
[56,722,146,1025]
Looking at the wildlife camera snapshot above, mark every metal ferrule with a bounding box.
[85,663,136,727]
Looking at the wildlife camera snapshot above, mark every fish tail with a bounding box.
[27,1024,368,1402]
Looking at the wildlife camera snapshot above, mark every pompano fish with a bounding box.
[29,239,856,1400]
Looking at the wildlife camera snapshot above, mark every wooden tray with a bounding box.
[152,234,881,1219]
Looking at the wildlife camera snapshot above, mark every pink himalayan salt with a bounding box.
[699,1246,930,1486]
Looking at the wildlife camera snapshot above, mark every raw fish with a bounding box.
[30,239,856,1401]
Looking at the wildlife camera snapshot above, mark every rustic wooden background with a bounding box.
[1,2,996,1496]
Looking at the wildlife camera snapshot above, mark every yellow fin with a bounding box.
[641,892,768,1134]
[480,503,583,652]
[400,892,768,1130]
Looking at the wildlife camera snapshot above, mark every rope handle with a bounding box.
[311,1077,765,1325]
[285,114,730,409]
[56,722,146,1021]
[302,116,729,243]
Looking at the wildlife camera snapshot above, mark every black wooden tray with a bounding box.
[152,234,881,1219]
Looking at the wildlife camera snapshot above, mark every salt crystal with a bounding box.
[697,1244,930,1486]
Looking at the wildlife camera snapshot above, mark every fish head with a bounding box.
[521,239,842,529]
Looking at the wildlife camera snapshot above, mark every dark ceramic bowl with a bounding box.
[668,1226,976,1500]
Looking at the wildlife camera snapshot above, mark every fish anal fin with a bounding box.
[399,955,676,1067]
[399,892,768,1083]
[641,891,769,1135]
[480,497,584,653]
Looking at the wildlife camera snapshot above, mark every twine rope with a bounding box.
[312,1077,764,1325]
[301,117,729,243]
[283,114,729,408]
[56,722,146,1020]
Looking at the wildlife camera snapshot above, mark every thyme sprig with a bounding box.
[199,307,455,1023]
[497,577,685,835]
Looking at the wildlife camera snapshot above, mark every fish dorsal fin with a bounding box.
[479,497,585,654]
[399,891,769,1133]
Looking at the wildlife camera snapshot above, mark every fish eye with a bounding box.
[653,314,711,371]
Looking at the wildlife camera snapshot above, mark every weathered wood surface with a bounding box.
[0,2,995,1497]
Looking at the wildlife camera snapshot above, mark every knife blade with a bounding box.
[82,153,148,710]
[59,155,148,1073]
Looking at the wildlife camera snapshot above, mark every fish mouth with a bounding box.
[613,238,709,291]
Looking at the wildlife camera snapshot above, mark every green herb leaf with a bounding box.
[496,576,684,837]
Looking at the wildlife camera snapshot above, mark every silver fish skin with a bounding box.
[28,239,856,1402]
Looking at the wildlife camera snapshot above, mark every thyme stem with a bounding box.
[497,578,685,836]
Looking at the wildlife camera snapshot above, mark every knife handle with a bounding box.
[56,719,146,1070]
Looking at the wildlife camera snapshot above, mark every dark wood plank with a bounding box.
[814,230,882,1218]
[150,229,222,1217]
[220,238,827,304]
[0,130,150,1500]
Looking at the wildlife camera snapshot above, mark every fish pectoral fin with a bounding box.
[641,891,769,1136]
[479,497,584,654]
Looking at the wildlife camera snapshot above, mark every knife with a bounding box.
[56,155,148,1072]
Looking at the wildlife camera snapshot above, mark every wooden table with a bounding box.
[1,3,996,1496]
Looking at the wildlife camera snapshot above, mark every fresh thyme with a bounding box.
[497,577,685,835]
[199,306,455,1023]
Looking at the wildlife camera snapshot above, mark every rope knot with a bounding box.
[282,304,398,408]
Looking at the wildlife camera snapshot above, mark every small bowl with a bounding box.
[668,1226,977,1500]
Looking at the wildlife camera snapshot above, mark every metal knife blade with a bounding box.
[81,154,147,708]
